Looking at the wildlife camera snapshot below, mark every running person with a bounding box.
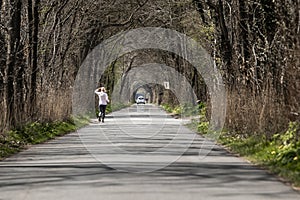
[95,87,109,123]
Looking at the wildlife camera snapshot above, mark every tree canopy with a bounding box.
[0,0,299,135]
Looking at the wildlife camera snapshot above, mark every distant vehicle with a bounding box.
[135,93,144,100]
[136,96,146,104]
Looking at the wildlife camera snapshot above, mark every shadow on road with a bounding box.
[0,105,298,199]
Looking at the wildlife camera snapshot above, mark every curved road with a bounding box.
[0,104,299,199]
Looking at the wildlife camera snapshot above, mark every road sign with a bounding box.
[164,81,169,89]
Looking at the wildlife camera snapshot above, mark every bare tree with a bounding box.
[4,0,22,127]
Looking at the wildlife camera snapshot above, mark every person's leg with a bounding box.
[100,105,106,122]
[98,105,102,121]
[101,105,107,122]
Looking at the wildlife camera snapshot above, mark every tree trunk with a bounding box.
[29,0,39,118]
[239,0,250,64]
[217,0,232,68]
[27,0,33,69]
[5,0,22,128]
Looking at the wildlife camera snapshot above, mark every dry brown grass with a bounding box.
[226,85,293,136]
[37,88,72,122]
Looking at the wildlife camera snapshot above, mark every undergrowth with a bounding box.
[161,103,200,117]
[0,116,90,160]
[198,120,300,188]
[183,103,300,188]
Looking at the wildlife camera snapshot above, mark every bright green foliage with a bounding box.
[0,116,90,160]
[197,102,209,133]
[161,104,175,113]
[187,103,300,187]
[218,122,300,187]
[266,122,300,185]
[197,122,209,133]
[161,103,199,117]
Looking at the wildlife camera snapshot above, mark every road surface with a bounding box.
[0,104,299,200]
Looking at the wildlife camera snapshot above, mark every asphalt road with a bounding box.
[0,104,299,200]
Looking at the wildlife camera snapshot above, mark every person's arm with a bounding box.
[94,88,101,95]
[106,93,110,103]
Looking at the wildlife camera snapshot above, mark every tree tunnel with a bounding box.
[110,63,198,109]
[132,84,153,103]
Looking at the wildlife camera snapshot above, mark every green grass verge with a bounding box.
[0,116,90,160]
[190,119,300,188]
[161,103,201,117]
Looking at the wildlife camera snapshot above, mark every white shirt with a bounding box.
[95,90,109,105]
